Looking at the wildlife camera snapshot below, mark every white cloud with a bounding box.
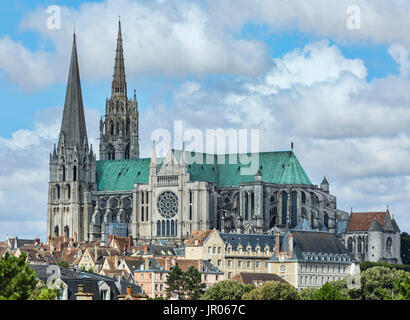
[0,106,100,241]
[208,0,410,46]
[137,40,410,232]
[0,0,270,91]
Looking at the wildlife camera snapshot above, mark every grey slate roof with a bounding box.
[29,264,141,300]
[391,219,401,233]
[288,231,351,257]
[220,233,278,251]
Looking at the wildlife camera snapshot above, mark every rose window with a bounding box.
[157,191,178,218]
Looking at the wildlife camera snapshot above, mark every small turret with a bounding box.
[321,176,329,193]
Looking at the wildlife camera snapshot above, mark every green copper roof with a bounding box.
[96,150,312,191]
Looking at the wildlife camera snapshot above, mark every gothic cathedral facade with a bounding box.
[48,21,353,245]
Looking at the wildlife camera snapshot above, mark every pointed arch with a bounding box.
[107,144,115,160]
[125,143,130,159]
[324,211,329,229]
[109,121,114,136]
[157,220,161,236]
[64,225,69,237]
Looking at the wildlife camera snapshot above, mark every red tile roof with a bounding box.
[347,211,387,231]
[185,230,213,246]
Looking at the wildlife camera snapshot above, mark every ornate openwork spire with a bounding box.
[112,18,127,97]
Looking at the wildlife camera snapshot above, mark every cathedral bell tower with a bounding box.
[99,19,139,160]
[47,33,96,242]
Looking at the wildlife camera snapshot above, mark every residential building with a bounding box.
[185,229,277,279]
[268,220,359,290]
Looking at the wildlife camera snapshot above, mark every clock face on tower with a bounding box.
[157,191,178,218]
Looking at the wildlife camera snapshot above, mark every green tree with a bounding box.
[165,264,185,299]
[298,287,318,300]
[311,282,348,300]
[0,252,59,300]
[394,271,410,300]
[201,280,254,300]
[57,259,70,269]
[359,266,403,300]
[183,266,205,300]
[401,232,410,265]
[242,281,299,300]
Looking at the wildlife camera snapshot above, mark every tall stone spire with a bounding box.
[48,32,96,243]
[58,33,87,149]
[112,18,127,97]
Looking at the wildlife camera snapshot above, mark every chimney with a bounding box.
[73,232,77,243]
[144,257,150,270]
[127,286,132,296]
[115,255,119,268]
[275,233,280,258]
[164,257,170,271]
[143,245,148,254]
[287,233,293,258]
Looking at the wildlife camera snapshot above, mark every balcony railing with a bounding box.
[157,175,178,186]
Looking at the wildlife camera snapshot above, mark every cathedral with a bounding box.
[47,21,356,245]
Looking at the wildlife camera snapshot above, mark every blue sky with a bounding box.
[0,0,409,240]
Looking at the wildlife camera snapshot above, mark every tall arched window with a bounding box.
[141,207,144,222]
[107,144,115,160]
[62,165,66,182]
[110,121,114,135]
[56,185,60,200]
[357,236,362,253]
[281,192,288,225]
[125,144,130,159]
[64,225,69,237]
[311,211,315,228]
[66,184,71,200]
[171,220,175,236]
[324,212,329,229]
[290,191,297,228]
[73,166,77,181]
[244,193,249,221]
[126,119,130,136]
[386,237,393,253]
[348,237,353,253]
[162,220,165,236]
[189,206,192,220]
[54,225,59,237]
[269,207,277,228]
[166,220,170,236]
[251,192,255,219]
[157,220,161,236]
